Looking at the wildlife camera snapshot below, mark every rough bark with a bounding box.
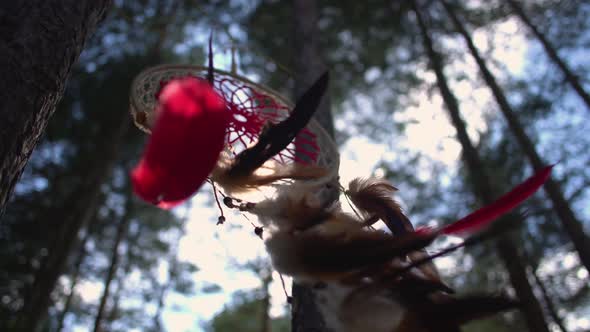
[291,0,334,331]
[18,115,129,332]
[0,1,112,217]
[412,2,550,332]
[440,0,590,273]
[506,0,590,110]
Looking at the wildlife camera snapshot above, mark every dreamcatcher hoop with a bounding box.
[129,64,339,183]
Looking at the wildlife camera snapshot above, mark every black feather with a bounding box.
[228,72,329,178]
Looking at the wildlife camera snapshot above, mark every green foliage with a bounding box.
[207,290,289,332]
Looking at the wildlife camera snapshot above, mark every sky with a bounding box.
[70,11,590,332]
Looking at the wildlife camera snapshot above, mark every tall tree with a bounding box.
[2,1,207,330]
[151,258,176,332]
[56,227,94,332]
[150,228,185,332]
[439,0,590,273]
[92,192,133,332]
[412,2,550,331]
[0,1,112,216]
[13,53,155,330]
[505,0,590,110]
[526,253,569,332]
[291,1,336,331]
[293,0,334,138]
[106,220,145,327]
[18,110,130,332]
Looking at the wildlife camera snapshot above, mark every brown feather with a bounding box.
[265,221,436,281]
[347,177,445,285]
[251,177,512,332]
[347,178,414,234]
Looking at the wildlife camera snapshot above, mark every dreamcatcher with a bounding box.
[128,48,552,332]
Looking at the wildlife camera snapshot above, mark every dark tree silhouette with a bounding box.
[412,2,550,331]
[56,228,93,332]
[93,195,132,332]
[440,0,590,273]
[18,113,129,332]
[0,1,112,217]
[291,0,335,331]
[506,0,590,110]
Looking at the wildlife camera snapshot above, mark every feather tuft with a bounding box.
[211,152,329,194]
[347,178,445,286]
[346,178,414,234]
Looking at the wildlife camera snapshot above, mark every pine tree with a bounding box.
[412,2,550,331]
[19,113,130,332]
[291,1,335,331]
[92,192,133,332]
[56,227,94,332]
[440,0,590,273]
[505,0,590,110]
[0,1,112,216]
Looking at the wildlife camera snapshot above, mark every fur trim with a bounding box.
[211,152,329,194]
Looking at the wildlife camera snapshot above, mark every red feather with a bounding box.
[443,165,553,235]
[131,77,230,208]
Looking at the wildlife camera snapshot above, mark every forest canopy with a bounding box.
[0,0,589,331]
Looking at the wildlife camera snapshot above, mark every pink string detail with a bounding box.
[156,75,320,165]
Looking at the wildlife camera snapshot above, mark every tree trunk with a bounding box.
[152,280,168,332]
[18,115,129,332]
[93,196,133,332]
[106,280,123,325]
[493,240,550,332]
[108,221,143,324]
[291,1,335,332]
[152,257,176,331]
[0,1,112,217]
[412,3,551,332]
[56,228,93,332]
[293,0,334,138]
[150,224,184,332]
[531,264,569,332]
[505,0,590,110]
[440,0,590,274]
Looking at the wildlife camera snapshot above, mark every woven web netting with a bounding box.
[130,65,339,173]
